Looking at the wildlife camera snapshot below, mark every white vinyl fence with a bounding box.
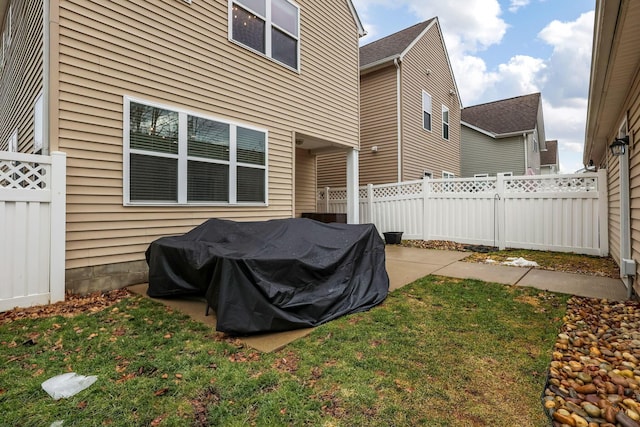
[318,170,608,256]
[0,151,67,311]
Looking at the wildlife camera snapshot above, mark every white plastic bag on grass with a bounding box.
[42,372,97,400]
[502,257,539,267]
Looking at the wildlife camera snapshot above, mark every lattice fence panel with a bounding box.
[505,176,598,193]
[429,179,496,194]
[0,159,49,190]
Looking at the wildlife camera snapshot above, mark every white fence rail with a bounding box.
[318,170,608,256]
[0,151,67,311]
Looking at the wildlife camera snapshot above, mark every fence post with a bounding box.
[597,168,609,256]
[422,178,430,240]
[496,174,506,250]
[49,152,67,303]
[367,183,374,226]
[324,187,330,212]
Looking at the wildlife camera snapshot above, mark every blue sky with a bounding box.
[352,0,596,174]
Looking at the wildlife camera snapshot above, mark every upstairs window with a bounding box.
[422,91,432,131]
[442,105,449,140]
[230,0,300,71]
[124,98,268,205]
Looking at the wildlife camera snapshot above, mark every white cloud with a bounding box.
[353,0,508,53]
[509,0,530,13]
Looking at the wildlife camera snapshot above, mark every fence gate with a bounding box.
[0,151,66,311]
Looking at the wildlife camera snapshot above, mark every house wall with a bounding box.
[0,0,43,153]
[50,0,361,293]
[294,147,316,217]
[357,65,399,185]
[604,69,640,289]
[460,126,526,177]
[317,63,399,188]
[400,23,461,180]
[629,76,640,292]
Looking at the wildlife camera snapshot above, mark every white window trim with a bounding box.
[442,171,455,179]
[34,92,44,153]
[442,105,449,140]
[423,169,433,179]
[474,173,489,178]
[7,128,18,152]
[123,96,269,207]
[228,0,301,73]
[422,91,432,132]
[500,172,513,177]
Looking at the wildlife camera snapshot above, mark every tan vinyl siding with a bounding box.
[316,150,347,188]
[0,0,42,153]
[359,65,399,185]
[54,0,360,269]
[608,147,621,265]
[460,126,526,177]
[317,65,399,187]
[294,147,316,217]
[627,72,640,279]
[400,23,461,180]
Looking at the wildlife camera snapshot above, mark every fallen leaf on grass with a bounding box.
[154,388,169,397]
[77,401,88,409]
[150,415,167,426]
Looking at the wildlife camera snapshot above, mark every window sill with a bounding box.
[228,39,300,74]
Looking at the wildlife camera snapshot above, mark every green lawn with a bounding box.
[0,277,567,426]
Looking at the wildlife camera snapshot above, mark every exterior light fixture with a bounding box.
[610,135,629,156]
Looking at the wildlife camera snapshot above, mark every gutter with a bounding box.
[394,58,402,182]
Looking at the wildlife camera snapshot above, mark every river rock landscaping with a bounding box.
[544,296,640,427]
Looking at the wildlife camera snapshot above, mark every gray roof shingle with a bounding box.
[540,140,558,166]
[461,93,541,135]
[360,19,435,68]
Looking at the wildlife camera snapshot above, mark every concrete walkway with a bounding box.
[130,245,628,352]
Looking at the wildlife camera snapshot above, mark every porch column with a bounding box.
[346,148,359,224]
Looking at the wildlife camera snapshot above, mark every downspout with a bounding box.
[42,0,50,155]
[619,146,634,298]
[394,58,402,182]
[523,133,528,174]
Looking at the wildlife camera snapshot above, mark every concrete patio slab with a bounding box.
[128,246,630,353]
[517,269,628,301]
[385,245,469,265]
[128,283,313,353]
[433,261,531,285]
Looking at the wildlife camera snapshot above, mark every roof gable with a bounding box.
[360,19,435,68]
[461,93,541,136]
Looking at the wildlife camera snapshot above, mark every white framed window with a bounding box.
[500,172,513,177]
[34,92,44,153]
[474,173,489,178]
[422,91,432,131]
[442,105,449,140]
[229,0,300,71]
[442,171,455,179]
[7,128,18,152]
[123,97,268,205]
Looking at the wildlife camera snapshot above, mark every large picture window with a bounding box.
[124,98,267,205]
[422,91,432,131]
[230,0,300,70]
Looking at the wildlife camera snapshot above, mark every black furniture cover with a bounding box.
[145,218,389,334]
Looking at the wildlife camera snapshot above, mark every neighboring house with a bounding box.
[317,18,462,187]
[584,0,639,295]
[0,0,364,294]
[460,93,547,177]
[540,140,559,174]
